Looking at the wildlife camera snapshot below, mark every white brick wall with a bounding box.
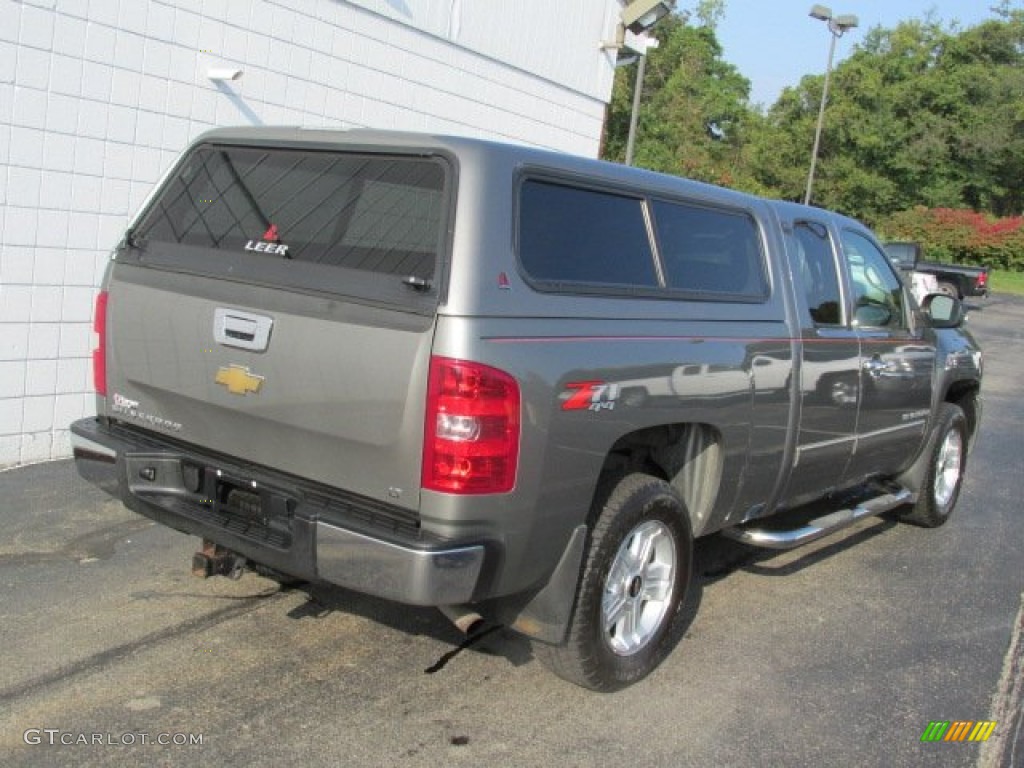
[0,0,621,467]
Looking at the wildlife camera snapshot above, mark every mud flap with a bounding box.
[509,525,587,645]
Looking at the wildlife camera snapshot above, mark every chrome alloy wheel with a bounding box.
[602,520,677,656]
[934,427,964,509]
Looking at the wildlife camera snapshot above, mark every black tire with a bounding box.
[899,403,968,527]
[937,281,960,300]
[534,473,692,691]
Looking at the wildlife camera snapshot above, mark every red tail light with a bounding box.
[977,272,988,289]
[423,357,520,494]
[92,290,108,396]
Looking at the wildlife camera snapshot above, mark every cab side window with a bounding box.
[792,221,842,325]
[841,230,906,329]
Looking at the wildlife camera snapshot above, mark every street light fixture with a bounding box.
[803,5,858,205]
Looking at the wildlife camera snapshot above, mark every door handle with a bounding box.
[862,357,888,376]
[214,308,273,352]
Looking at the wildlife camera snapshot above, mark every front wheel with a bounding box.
[535,473,692,691]
[900,403,968,527]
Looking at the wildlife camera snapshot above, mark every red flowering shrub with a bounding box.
[877,207,1024,271]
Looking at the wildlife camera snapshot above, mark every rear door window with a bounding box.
[791,220,843,325]
[132,144,451,308]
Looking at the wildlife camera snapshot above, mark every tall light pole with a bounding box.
[602,0,675,166]
[625,35,660,166]
[804,5,858,206]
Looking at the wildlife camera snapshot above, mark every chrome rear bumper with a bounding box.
[70,417,486,605]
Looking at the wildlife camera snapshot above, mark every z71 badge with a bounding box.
[561,381,620,412]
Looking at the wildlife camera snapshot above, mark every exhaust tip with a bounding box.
[438,604,485,636]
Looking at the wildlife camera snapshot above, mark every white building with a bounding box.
[0,0,629,467]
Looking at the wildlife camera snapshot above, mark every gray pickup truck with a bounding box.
[71,128,983,691]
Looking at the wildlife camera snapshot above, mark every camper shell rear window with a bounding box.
[128,143,452,310]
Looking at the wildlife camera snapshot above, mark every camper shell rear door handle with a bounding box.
[214,308,273,352]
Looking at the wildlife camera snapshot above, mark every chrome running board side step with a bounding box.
[721,487,915,550]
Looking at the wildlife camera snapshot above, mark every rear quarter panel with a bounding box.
[424,161,795,595]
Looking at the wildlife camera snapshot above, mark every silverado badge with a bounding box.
[215,364,264,396]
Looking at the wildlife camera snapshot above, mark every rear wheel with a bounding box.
[900,403,967,527]
[535,473,692,691]
[937,281,960,299]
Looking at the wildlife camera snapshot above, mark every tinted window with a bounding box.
[518,180,658,288]
[137,146,446,280]
[842,230,906,329]
[651,201,767,296]
[792,221,842,325]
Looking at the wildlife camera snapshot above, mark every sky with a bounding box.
[714,0,1016,108]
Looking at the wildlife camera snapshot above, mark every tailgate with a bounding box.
[101,141,453,510]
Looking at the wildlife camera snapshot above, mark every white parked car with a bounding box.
[910,270,940,305]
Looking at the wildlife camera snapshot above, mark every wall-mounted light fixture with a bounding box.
[600,1,675,166]
[621,0,674,35]
[207,68,243,82]
[602,0,675,50]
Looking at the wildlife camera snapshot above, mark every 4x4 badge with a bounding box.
[215,364,264,396]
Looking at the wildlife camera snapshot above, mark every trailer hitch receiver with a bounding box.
[192,539,246,579]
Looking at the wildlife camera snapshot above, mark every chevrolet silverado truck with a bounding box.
[884,241,990,300]
[71,128,983,691]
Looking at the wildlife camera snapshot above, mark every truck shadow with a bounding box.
[658,514,899,670]
[278,514,898,680]
[696,515,898,581]
[283,581,536,671]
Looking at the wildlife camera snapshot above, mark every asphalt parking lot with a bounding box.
[1,295,1022,768]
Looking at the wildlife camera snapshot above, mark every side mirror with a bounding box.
[922,293,965,328]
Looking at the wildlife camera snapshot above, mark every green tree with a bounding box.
[602,5,1023,226]
[942,13,1024,216]
[752,11,1024,221]
[602,11,766,192]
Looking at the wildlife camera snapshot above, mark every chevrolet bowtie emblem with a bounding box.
[215,365,264,396]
